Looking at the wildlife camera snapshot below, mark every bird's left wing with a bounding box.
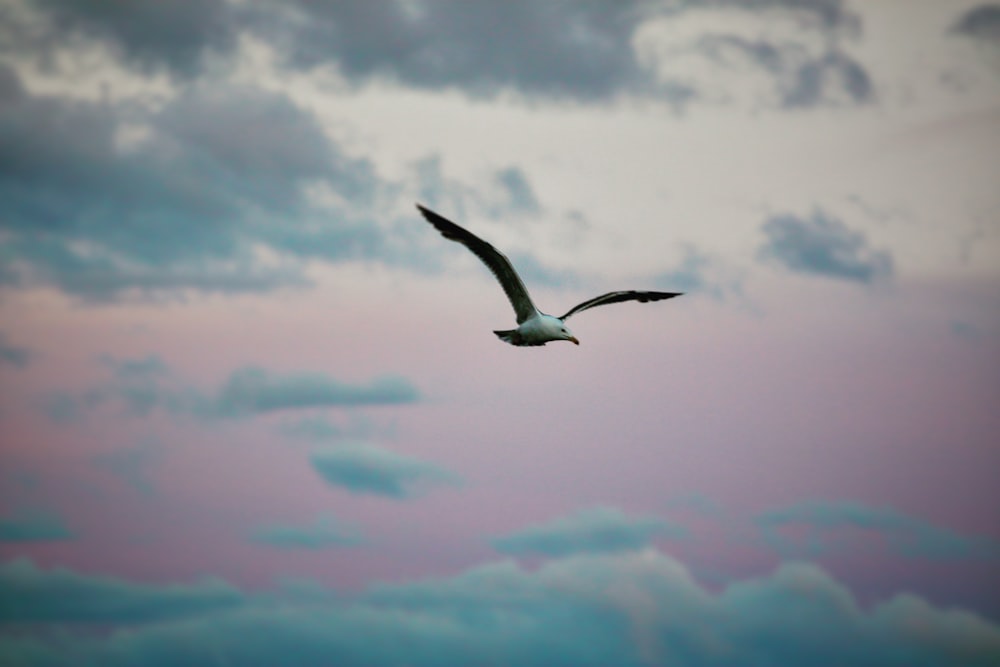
[416,204,538,324]
[557,290,682,321]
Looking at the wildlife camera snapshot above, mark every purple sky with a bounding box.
[1,1,1000,665]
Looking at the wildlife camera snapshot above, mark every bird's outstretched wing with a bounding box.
[417,204,538,324]
[557,290,682,321]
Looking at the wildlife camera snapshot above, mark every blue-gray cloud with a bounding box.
[953,5,1000,43]
[93,438,162,496]
[0,64,381,300]
[0,510,74,542]
[252,0,651,101]
[654,245,743,301]
[4,551,996,666]
[757,500,1000,561]
[8,0,238,79]
[42,356,420,422]
[0,558,241,622]
[209,368,419,417]
[10,0,874,109]
[250,514,363,550]
[492,506,686,557]
[0,331,31,368]
[758,210,893,283]
[309,444,460,499]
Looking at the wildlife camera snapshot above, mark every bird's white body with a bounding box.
[495,313,578,347]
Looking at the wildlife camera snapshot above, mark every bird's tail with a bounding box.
[493,329,520,346]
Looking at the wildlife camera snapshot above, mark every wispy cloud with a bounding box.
[0,558,241,622]
[0,510,74,542]
[92,438,162,497]
[756,500,1000,561]
[758,210,893,283]
[250,514,364,550]
[42,356,420,423]
[309,444,460,499]
[0,331,31,368]
[492,506,686,557]
[209,368,418,417]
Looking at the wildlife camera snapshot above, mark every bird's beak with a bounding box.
[569,336,580,345]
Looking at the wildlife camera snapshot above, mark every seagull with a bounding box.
[416,204,683,346]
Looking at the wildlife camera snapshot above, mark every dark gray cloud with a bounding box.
[8,0,238,78]
[953,5,1000,43]
[7,0,875,109]
[492,506,685,557]
[253,0,650,101]
[42,356,420,422]
[0,510,73,542]
[758,210,893,283]
[250,514,363,549]
[0,557,241,622]
[0,331,32,367]
[309,444,460,499]
[757,500,1000,561]
[2,551,999,665]
[0,64,381,300]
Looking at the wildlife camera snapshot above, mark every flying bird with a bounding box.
[416,204,683,346]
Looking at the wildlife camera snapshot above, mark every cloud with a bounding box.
[0,331,31,367]
[758,210,893,283]
[252,0,651,101]
[4,551,998,666]
[654,245,742,301]
[756,500,1000,561]
[250,514,364,549]
[0,64,381,300]
[953,5,1000,43]
[42,356,420,422]
[93,438,162,496]
[0,558,241,622]
[209,368,419,417]
[8,0,239,78]
[309,444,460,499]
[0,510,73,542]
[492,506,686,557]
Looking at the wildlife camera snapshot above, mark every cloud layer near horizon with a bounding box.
[1,550,998,666]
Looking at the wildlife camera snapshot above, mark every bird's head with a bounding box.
[558,323,579,346]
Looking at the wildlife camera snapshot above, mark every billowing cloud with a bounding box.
[250,514,363,549]
[0,558,241,622]
[42,356,420,422]
[309,444,460,499]
[0,510,73,542]
[757,500,1000,561]
[0,331,31,367]
[0,64,380,300]
[953,5,1000,43]
[492,506,686,557]
[758,210,893,283]
[5,0,239,78]
[3,551,998,666]
[252,0,650,101]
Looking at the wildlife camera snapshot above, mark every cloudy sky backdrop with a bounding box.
[1,0,999,665]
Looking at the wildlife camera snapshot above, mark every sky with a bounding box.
[1,0,999,665]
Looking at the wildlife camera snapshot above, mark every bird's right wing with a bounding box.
[416,204,538,324]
